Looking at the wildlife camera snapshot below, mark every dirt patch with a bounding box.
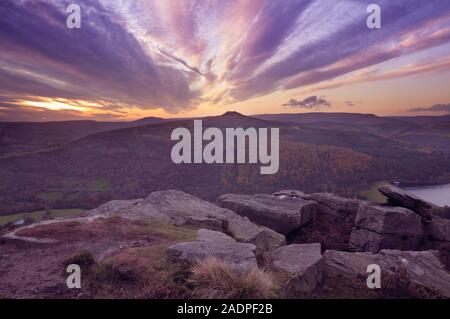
[0,217,198,298]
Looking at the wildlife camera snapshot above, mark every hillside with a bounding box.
[254,112,415,137]
[0,112,449,215]
[0,117,166,158]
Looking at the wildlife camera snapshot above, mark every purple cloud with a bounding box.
[1,0,450,121]
[230,0,450,100]
[282,96,331,109]
[408,104,450,113]
[0,0,201,117]
[230,0,313,81]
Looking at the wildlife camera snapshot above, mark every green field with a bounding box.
[0,208,84,226]
[90,178,111,191]
[361,181,388,203]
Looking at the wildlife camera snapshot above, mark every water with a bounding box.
[403,184,450,206]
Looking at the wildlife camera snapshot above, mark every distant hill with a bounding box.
[0,112,449,215]
[0,117,166,158]
[388,114,450,125]
[254,112,415,137]
[391,120,450,151]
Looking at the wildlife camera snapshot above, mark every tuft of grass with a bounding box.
[89,244,192,298]
[361,181,388,203]
[255,248,272,269]
[63,250,95,269]
[189,257,276,299]
[94,262,138,283]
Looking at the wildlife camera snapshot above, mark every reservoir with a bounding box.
[403,183,450,206]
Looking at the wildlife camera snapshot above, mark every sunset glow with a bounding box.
[1,0,450,121]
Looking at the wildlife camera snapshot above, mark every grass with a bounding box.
[134,218,198,242]
[89,243,193,298]
[63,250,95,269]
[28,177,110,209]
[86,223,196,299]
[361,180,388,203]
[37,191,62,202]
[0,208,84,226]
[90,178,111,191]
[189,257,276,299]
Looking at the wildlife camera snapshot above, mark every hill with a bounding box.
[0,112,449,215]
[0,117,166,158]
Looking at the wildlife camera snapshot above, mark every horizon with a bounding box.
[1,109,450,124]
[1,1,450,122]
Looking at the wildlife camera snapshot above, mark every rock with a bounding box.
[354,204,423,235]
[87,190,285,250]
[217,194,317,234]
[378,184,434,220]
[271,243,323,296]
[302,192,362,222]
[133,190,227,229]
[223,212,285,251]
[166,229,258,270]
[434,206,450,219]
[272,190,306,198]
[425,217,450,242]
[349,203,423,252]
[85,198,143,217]
[324,249,450,298]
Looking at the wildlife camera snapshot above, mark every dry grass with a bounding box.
[134,218,198,242]
[189,257,276,299]
[63,250,95,268]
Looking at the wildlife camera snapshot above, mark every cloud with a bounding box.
[345,101,355,107]
[1,0,450,121]
[408,103,450,113]
[228,0,313,82]
[297,55,450,95]
[0,0,201,116]
[229,0,450,101]
[282,96,331,109]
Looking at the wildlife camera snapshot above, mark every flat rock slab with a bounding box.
[217,194,317,234]
[425,217,450,242]
[434,207,450,219]
[324,249,450,298]
[350,203,423,252]
[271,243,323,296]
[224,213,285,251]
[166,229,258,270]
[303,193,362,222]
[378,184,435,220]
[86,190,285,251]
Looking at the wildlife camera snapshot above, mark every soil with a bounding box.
[0,217,167,298]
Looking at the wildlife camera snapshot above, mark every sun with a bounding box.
[19,98,90,112]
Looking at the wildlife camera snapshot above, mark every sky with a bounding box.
[1,0,450,122]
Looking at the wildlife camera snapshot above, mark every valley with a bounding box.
[0,112,449,217]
